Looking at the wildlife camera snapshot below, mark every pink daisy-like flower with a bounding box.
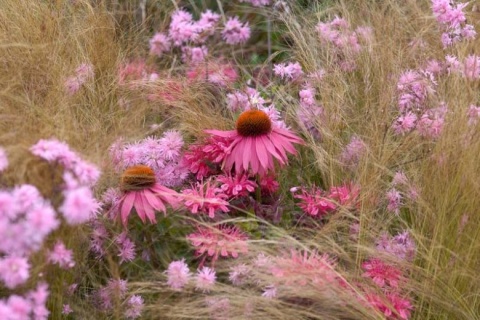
[362,258,402,288]
[181,180,229,218]
[195,267,216,292]
[125,295,144,319]
[206,109,303,175]
[149,32,171,57]
[222,16,251,45]
[166,259,191,290]
[0,256,30,289]
[115,165,179,226]
[187,225,248,267]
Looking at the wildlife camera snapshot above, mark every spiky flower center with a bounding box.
[121,165,156,191]
[236,110,272,137]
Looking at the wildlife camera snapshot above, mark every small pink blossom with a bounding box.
[149,32,171,57]
[0,256,30,289]
[59,186,99,225]
[62,304,73,315]
[273,62,304,81]
[217,173,257,198]
[166,259,191,290]
[47,241,75,269]
[393,112,417,135]
[125,295,144,319]
[386,188,402,215]
[222,16,251,45]
[195,267,216,292]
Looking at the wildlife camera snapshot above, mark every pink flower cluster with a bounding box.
[95,278,144,319]
[292,183,360,218]
[316,17,371,71]
[186,61,238,87]
[47,241,75,269]
[273,61,303,81]
[431,0,476,48]
[297,86,324,139]
[165,259,217,292]
[226,87,266,112]
[0,184,59,255]
[109,131,188,187]
[187,225,248,266]
[217,173,257,199]
[340,135,367,167]
[64,63,94,95]
[222,16,251,45]
[0,283,50,319]
[30,139,101,186]
[376,231,416,262]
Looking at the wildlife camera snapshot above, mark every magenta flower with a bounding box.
[366,292,413,320]
[116,232,136,264]
[217,173,257,198]
[60,186,99,225]
[166,259,191,290]
[206,109,303,175]
[292,186,337,217]
[187,225,248,266]
[362,258,402,288]
[181,180,229,218]
[183,136,231,180]
[222,16,251,45]
[195,267,216,292]
[393,112,417,135]
[115,165,179,226]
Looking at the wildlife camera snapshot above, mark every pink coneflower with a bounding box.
[115,165,179,226]
[206,109,303,175]
[187,225,248,267]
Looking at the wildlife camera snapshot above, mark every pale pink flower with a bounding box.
[417,105,447,139]
[187,225,248,266]
[328,183,360,208]
[166,259,191,290]
[62,304,73,315]
[116,232,136,264]
[228,263,250,286]
[205,109,303,175]
[393,112,417,135]
[217,173,257,198]
[392,171,409,186]
[149,32,171,57]
[0,147,8,172]
[0,256,30,289]
[168,9,199,46]
[48,241,75,269]
[181,180,229,218]
[222,16,250,45]
[262,285,277,299]
[125,295,144,319]
[341,135,366,166]
[197,10,220,36]
[205,297,231,320]
[195,267,216,292]
[181,46,208,64]
[186,61,238,87]
[386,188,402,215]
[467,105,480,125]
[463,54,480,80]
[60,186,99,225]
[377,231,416,262]
[273,62,303,81]
[362,258,402,288]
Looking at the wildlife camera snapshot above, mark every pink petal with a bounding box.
[140,192,156,223]
[134,194,147,224]
[145,189,167,214]
[204,129,237,138]
[255,136,269,170]
[250,139,260,174]
[242,137,252,171]
[120,192,136,226]
[262,135,285,164]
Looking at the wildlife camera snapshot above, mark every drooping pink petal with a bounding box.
[204,130,237,138]
[139,192,156,223]
[242,137,252,172]
[121,192,136,225]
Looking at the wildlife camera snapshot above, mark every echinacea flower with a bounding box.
[116,165,179,226]
[206,109,303,175]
